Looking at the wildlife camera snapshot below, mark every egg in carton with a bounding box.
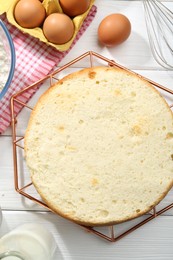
[0,0,95,51]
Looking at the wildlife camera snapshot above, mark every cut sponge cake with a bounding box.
[24,66,173,226]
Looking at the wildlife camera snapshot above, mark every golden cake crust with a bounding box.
[24,67,173,226]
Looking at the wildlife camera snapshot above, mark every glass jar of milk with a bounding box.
[0,208,2,227]
[0,223,57,260]
[0,251,27,259]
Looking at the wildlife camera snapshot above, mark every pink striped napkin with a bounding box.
[0,5,97,134]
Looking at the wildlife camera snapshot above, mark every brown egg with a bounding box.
[43,13,74,44]
[59,0,90,17]
[98,14,131,47]
[14,0,46,29]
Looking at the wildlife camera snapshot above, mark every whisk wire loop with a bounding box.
[143,0,173,69]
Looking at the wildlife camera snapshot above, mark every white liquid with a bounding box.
[1,257,20,260]
[0,207,2,227]
[0,224,57,260]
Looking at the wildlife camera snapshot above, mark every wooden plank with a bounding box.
[0,211,173,259]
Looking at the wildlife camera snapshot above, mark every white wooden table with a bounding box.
[1,1,173,259]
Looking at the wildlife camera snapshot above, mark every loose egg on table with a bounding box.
[98,13,131,47]
[43,13,75,44]
[14,0,46,28]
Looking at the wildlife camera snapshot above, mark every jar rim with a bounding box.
[0,250,27,259]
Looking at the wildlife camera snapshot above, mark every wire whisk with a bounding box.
[143,0,173,70]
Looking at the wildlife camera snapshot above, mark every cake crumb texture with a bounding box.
[24,67,173,226]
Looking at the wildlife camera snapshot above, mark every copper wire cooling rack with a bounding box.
[11,51,173,242]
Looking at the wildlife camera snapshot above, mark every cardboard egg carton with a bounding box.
[0,0,95,51]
